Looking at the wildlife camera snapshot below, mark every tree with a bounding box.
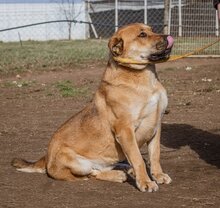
[55,0,83,40]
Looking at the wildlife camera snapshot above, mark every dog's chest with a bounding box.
[131,88,167,144]
[131,87,168,120]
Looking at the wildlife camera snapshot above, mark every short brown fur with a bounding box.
[12,23,172,192]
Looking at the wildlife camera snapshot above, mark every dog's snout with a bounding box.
[156,39,167,50]
[155,35,174,50]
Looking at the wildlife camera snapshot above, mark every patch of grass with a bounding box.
[1,81,15,88]
[1,80,35,88]
[55,80,88,98]
[0,40,108,75]
[164,67,176,71]
[1,37,219,76]
[172,37,220,55]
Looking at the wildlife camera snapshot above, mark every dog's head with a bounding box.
[108,23,174,69]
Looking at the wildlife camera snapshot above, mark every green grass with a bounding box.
[171,37,220,55]
[0,40,108,75]
[55,80,88,97]
[1,80,35,88]
[0,37,219,75]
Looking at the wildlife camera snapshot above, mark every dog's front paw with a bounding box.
[152,173,172,184]
[136,179,159,192]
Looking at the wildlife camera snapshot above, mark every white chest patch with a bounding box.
[143,90,167,118]
[131,89,168,122]
[145,94,159,116]
[159,89,168,114]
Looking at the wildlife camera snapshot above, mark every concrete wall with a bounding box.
[0,2,87,42]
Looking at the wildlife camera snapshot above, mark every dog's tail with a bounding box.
[11,156,46,174]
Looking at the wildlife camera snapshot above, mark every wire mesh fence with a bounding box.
[0,0,219,56]
[170,0,220,56]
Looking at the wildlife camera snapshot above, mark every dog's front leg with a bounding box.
[114,120,158,192]
[148,124,172,185]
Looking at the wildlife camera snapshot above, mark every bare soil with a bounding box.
[0,58,220,208]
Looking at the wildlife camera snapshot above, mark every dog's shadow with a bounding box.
[116,123,220,189]
[161,123,220,168]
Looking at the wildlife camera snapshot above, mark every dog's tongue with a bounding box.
[167,35,174,49]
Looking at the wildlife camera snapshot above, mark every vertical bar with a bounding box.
[87,0,98,38]
[164,0,170,34]
[115,0,118,32]
[216,10,219,37]
[178,0,182,37]
[168,0,172,34]
[144,0,147,24]
[85,0,90,39]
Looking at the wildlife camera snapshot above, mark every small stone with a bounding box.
[16,74,21,79]
[185,66,192,71]
[202,77,212,82]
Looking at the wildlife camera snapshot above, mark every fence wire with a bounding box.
[0,0,219,56]
[170,0,220,56]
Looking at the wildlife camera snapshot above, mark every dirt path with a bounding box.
[0,58,220,208]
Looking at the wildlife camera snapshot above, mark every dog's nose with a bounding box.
[156,35,174,50]
[156,40,167,50]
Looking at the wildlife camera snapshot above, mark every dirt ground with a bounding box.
[0,58,220,208]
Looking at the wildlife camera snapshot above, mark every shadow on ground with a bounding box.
[162,123,220,168]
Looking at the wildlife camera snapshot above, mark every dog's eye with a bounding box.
[138,32,147,38]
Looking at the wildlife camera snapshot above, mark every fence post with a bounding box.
[115,0,118,32]
[144,0,147,24]
[164,0,170,34]
[86,0,98,38]
[216,10,219,37]
[168,0,172,34]
[85,0,90,39]
[178,0,182,37]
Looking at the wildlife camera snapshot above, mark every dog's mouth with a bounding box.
[148,48,172,61]
[148,36,174,62]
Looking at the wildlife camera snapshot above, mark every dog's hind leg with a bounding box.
[47,147,91,181]
[93,170,127,183]
[47,165,78,181]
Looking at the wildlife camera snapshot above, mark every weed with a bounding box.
[1,80,35,88]
[165,67,176,71]
[55,80,88,98]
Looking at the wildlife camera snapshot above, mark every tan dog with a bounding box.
[12,23,173,192]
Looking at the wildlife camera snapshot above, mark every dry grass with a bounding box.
[0,39,108,75]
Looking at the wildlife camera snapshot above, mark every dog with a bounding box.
[12,23,174,192]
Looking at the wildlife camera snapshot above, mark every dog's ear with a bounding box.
[108,36,124,56]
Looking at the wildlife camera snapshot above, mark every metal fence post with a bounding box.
[115,0,118,32]
[144,0,147,24]
[168,0,172,34]
[86,0,98,38]
[178,0,182,37]
[85,0,90,39]
[164,0,170,34]
[216,10,219,37]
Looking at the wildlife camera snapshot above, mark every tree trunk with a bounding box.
[68,22,72,40]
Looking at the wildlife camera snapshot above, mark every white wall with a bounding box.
[0,2,87,42]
